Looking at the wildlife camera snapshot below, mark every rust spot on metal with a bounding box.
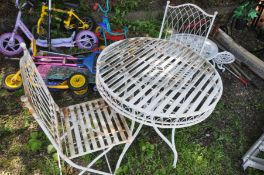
[29,108,34,114]
[62,107,70,117]
[211,25,220,37]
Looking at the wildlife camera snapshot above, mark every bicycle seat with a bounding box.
[82,51,100,74]
[63,0,80,8]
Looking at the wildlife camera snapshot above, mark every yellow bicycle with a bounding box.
[36,2,95,37]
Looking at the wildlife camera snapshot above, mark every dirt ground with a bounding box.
[1,55,264,174]
[230,27,264,61]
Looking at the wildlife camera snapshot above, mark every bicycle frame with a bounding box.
[95,0,128,45]
[12,10,34,42]
[12,9,75,48]
[0,1,97,57]
[37,4,89,34]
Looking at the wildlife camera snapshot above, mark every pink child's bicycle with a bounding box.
[0,0,98,57]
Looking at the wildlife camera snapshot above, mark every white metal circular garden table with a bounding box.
[96,37,223,168]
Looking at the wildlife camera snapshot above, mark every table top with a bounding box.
[96,37,223,128]
[169,33,219,60]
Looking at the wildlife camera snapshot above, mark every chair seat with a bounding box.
[60,98,132,159]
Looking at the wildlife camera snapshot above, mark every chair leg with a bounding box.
[104,153,112,174]
[78,147,113,175]
[78,122,143,175]
[114,122,143,173]
[57,151,63,175]
[153,127,178,168]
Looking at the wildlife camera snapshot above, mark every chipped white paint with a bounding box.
[19,44,141,175]
[96,37,223,167]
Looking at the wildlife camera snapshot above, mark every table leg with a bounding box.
[153,127,178,168]
[114,122,143,173]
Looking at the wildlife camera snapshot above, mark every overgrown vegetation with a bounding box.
[1,68,264,174]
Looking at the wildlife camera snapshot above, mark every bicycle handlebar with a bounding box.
[16,0,34,9]
[16,0,19,7]
[98,0,110,16]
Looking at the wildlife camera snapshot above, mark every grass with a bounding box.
[1,58,264,175]
[116,89,264,175]
[1,26,264,175]
[1,57,264,175]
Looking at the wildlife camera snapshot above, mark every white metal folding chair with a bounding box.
[159,2,235,71]
[19,43,139,175]
[159,1,218,55]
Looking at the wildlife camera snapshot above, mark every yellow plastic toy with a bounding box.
[36,2,94,36]
[2,70,23,91]
[1,40,89,98]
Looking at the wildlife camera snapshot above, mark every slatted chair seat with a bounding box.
[60,99,131,159]
[19,43,137,175]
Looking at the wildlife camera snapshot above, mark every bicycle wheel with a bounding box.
[0,33,24,57]
[75,30,98,50]
[82,16,95,31]
[95,26,105,40]
[32,25,47,40]
[71,87,89,99]
[2,71,23,91]
[67,72,88,91]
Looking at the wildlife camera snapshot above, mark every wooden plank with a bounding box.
[214,29,264,79]
[118,113,131,137]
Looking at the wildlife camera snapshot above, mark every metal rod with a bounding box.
[224,65,248,86]
[48,0,51,51]
[229,64,242,77]
[233,62,259,89]
[233,63,251,80]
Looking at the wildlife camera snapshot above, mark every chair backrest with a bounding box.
[159,1,217,54]
[20,44,60,145]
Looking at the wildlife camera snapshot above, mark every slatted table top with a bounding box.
[169,34,219,60]
[96,37,223,128]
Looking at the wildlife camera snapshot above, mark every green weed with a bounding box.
[28,131,49,152]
